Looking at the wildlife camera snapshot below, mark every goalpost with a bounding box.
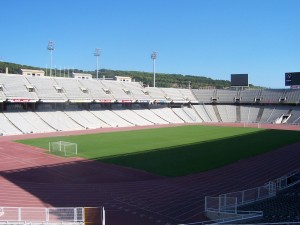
[49,141,77,156]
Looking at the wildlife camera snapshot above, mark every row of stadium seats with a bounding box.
[1,73,300,104]
[0,74,198,103]
[2,104,300,136]
[192,88,300,103]
[0,107,191,135]
[200,105,300,124]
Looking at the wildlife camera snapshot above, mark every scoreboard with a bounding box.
[285,72,300,86]
[231,74,249,87]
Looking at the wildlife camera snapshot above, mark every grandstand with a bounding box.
[0,74,38,102]
[1,72,300,225]
[1,73,300,135]
[216,89,238,103]
[25,76,67,102]
[55,77,92,102]
[240,89,261,103]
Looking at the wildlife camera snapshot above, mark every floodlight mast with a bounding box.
[94,48,100,79]
[47,41,55,77]
[151,51,157,87]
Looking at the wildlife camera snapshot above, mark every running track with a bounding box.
[0,123,300,225]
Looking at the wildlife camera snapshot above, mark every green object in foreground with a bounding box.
[16,125,300,177]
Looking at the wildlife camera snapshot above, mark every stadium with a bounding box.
[0,70,300,225]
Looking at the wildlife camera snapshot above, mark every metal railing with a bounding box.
[219,181,276,207]
[197,169,300,225]
[0,207,84,224]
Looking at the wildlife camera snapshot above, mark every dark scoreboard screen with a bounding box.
[231,74,248,87]
[285,72,300,86]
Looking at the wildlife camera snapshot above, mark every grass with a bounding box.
[16,125,300,177]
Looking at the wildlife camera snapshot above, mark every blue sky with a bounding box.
[0,0,299,88]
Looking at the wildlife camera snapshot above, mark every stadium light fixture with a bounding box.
[47,41,55,77]
[94,48,101,79]
[151,51,157,87]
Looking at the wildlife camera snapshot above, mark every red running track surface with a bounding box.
[0,123,300,225]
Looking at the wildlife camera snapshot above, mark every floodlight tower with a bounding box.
[94,48,100,79]
[151,51,157,87]
[47,41,55,77]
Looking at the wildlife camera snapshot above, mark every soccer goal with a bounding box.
[49,141,77,157]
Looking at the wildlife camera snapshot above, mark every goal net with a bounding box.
[49,141,77,157]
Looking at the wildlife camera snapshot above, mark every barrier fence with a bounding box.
[275,168,300,190]
[206,168,300,214]
[0,207,83,224]
[201,169,300,225]
[0,207,105,225]
[204,196,262,224]
[205,196,237,213]
[219,181,277,207]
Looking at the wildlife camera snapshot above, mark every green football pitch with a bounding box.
[16,125,300,177]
